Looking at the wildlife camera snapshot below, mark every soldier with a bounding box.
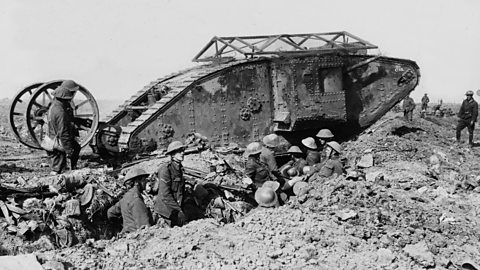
[154,141,187,227]
[402,94,416,121]
[47,80,81,175]
[316,128,334,160]
[309,141,344,178]
[280,146,307,176]
[107,168,152,233]
[260,134,279,173]
[456,90,478,147]
[421,93,430,111]
[245,142,274,189]
[301,137,321,166]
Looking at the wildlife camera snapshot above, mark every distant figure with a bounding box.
[402,94,416,121]
[421,93,430,111]
[47,80,81,175]
[456,91,478,147]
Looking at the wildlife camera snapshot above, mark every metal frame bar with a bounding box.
[193,31,378,62]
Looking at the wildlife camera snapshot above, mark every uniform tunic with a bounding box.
[260,147,278,171]
[305,150,321,166]
[245,157,272,188]
[456,98,479,144]
[48,99,81,173]
[284,158,308,174]
[154,161,185,222]
[107,187,151,233]
[317,159,344,177]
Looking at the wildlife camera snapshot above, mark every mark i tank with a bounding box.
[10,32,420,159]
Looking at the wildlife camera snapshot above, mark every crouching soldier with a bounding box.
[309,141,344,178]
[154,141,187,227]
[245,142,275,189]
[107,168,152,233]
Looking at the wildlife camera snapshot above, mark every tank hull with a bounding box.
[94,53,419,154]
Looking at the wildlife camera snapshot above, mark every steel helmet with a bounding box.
[301,137,317,150]
[53,87,74,100]
[262,181,280,191]
[166,141,185,154]
[123,168,149,186]
[262,134,279,148]
[287,167,299,177]
[302,166,312,175]
[316,129,334,139]
[293,181,310,196]
[245,142,262,156]
[326,141,342,154]
[466,90,474,96]
[254,187,279,207]
[60,80,80,91]
[287,146,302,154]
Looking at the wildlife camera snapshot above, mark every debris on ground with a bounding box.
[1,108,480,269]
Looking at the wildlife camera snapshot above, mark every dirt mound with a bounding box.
[25,112,480,269]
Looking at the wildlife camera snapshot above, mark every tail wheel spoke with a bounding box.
[8,82,45,149]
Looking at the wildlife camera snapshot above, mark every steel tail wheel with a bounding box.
[9,82,45,149]
[25,80,99,149]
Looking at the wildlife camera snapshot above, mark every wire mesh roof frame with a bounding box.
[192,31,378,62]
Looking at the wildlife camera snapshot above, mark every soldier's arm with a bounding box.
[107,201,121,220]
[473,102,478,122]
[245,162,256,180]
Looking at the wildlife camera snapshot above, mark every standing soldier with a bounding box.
[456,91,478,147]
[154,141,187,227]
[48,80,81,175]
[421,93,430,111]
[402,94,416,121]
[107,168,152,233]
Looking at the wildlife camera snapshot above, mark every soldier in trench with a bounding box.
[153,141,188,227]
[107,168,152,233]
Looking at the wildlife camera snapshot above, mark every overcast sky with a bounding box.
[0,0,479,103]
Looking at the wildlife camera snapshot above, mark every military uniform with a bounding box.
[245,157,272,188]
[107,188,151,233]
[260,147,277,171]
[403,97,416,121]
[421,95,429,110]
[48,99,81,173]
[154,161,186,226]
[456,98,479,145]
[317,158,344,177]
[305,149,321,166]
[284,157,307,173]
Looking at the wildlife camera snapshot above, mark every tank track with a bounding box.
[114,59,250,151]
